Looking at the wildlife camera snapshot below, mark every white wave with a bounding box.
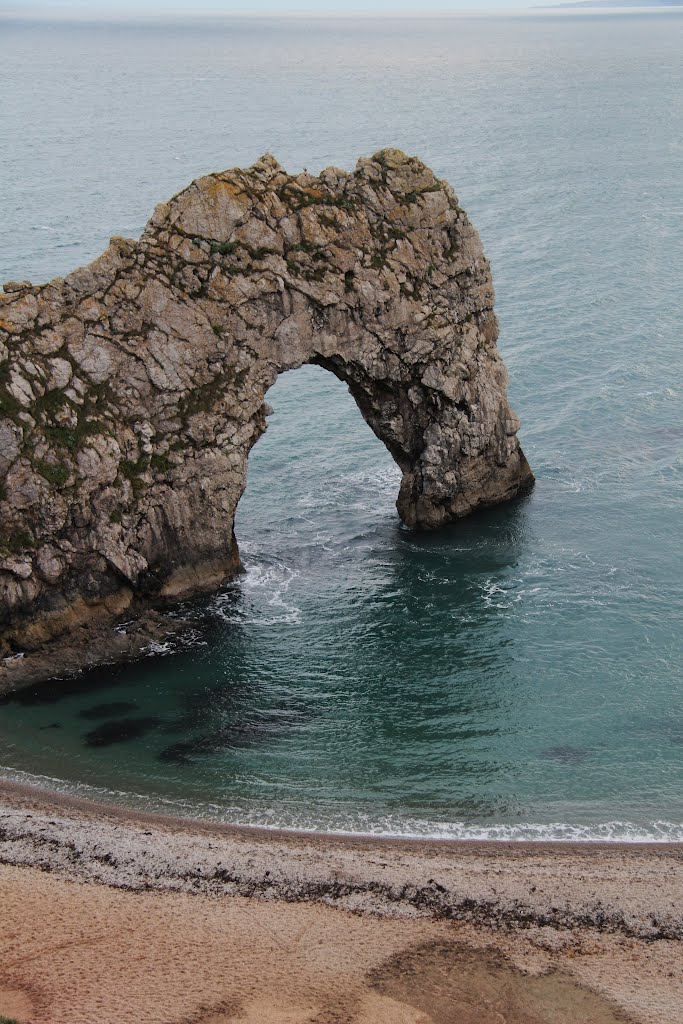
[479,577,526,609]
[1,764,681,844]
[296,464,400,514]
[213,559,302,626]
[143,628,207,657]
[145,640,175,657]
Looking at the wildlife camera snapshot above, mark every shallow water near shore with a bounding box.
[1,11,682,840]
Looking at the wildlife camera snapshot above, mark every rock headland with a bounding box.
[0,149,533,685]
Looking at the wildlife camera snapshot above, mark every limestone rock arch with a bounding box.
[0,149,533,672]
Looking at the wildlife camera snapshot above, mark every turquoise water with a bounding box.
[1,13,682,839]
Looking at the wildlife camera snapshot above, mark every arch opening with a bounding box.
[235,363,400,558]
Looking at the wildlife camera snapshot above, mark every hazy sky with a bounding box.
[0,0,541,15]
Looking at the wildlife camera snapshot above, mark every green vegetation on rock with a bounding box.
[35,459,69,487]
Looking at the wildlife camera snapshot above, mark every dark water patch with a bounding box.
[159,711,306,764]
[78,701,139,721]
[0,672,117,707]
[38,722,61,730]
[542,745,593,766]
[84,716,162,748]
[647,424,683,443]
[157,718,191,736]
[0,659,140,706]
[153,661,320,743]
[0,625,209,707]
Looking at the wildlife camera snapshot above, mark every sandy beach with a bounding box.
[0,781,681,1024]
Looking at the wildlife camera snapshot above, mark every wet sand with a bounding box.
[0,780,681,1024]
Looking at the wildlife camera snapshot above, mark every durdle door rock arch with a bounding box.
[0,149,533,684]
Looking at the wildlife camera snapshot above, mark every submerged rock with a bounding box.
[0,149,533,684]
[83,715,162,748]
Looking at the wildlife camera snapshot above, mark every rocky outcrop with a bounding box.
[0,149,533,680]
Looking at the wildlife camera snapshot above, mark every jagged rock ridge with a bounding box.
[0,149,533,676]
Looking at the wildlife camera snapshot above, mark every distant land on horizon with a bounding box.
[545,0,683,7]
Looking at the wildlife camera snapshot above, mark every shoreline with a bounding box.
[1,775,683,855]
[1,777,681,937]
[1,778,682,1023]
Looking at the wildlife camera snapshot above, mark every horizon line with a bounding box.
[0,3,680,19]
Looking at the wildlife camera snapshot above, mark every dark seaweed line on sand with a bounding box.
[0,822,680,943]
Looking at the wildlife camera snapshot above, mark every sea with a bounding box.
[1,10,682,841]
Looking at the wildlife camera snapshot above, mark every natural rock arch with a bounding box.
[0,149,533,678]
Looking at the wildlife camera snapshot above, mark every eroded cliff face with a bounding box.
[0,149,533,675]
